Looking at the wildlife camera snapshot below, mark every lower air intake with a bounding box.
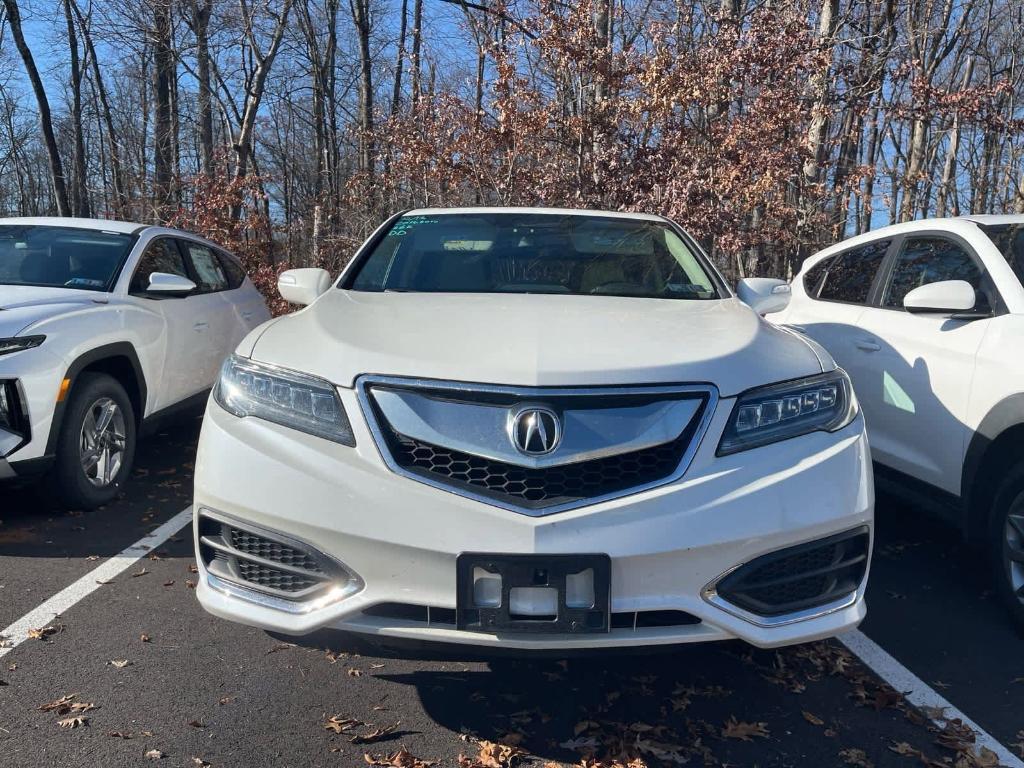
[714,527,870,617]
[198,511,351,600]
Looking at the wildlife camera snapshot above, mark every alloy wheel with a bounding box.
[1005,498,1024,604]
[79,396,127,488]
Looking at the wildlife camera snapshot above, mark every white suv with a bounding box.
[0,217,269,508]
[772,215,1024,630]
[194,207,873,651]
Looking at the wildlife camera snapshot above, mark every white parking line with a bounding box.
[840,629,1024,767]
[0,505,193,660]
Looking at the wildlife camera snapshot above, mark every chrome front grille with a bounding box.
[357,376,717,516]
[198,511,354,600]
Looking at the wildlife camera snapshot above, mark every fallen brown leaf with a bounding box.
[163,580,175,587]
[140,634,151,643]
[802,711,825,726]
[39,694,77,712]
[348,668,363,677]
[351,722,400,744]
[460,739,525,768]
[188,719,206,728]
[109,659,131,669]
[363,747,437,767]
[721,717,770,742]
[838,747,873,767]
[27,625,60,640]
[144,748,164,759]
[325,716,363,734]
[108,731,133,739]
[132,567,149,578]
[191,759,211,768]
[58,716,89,729]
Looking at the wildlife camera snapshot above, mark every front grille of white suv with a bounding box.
[357,376,717,516]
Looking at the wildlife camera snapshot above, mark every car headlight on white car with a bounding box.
[718,370,857,455]
[214,354,355,446]
[0,336,45,356]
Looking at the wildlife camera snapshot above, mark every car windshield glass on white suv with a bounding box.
[345,213,719,300]
[0,225,134,291]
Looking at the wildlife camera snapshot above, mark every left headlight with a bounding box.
[214,354,356,447]
[718,370,858,455]
[0,336,45,356]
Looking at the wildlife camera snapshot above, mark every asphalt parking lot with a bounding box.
[1,418,1022,768]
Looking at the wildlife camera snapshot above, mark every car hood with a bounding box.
[249,291,823,396]
[0,285,106,337]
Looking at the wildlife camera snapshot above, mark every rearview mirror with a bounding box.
[147,272,196,296]
[278,268,331,306]
[737,278,792,316]
[903,280,976,314]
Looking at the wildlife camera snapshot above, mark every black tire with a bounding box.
[51,372,137,510]
[988,464,1024,633]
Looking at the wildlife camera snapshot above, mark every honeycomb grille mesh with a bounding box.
[197,513,338,599]
[236,561,320,593]
[389,433,690,508]
[716,529,870,617]
[229,529,322,572]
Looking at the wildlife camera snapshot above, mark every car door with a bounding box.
[128,237,217,410]
[781,239,892,392]
[214,247,271,344]
[177,239,237,392]
[853,234,995,494]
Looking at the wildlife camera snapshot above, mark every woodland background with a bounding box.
[0,0,1022,309]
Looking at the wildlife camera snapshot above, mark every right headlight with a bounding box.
[213,354,355,446]
[717,370,858,455]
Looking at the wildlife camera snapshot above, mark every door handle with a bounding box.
[193,321,209,332]
[855,339,880,352]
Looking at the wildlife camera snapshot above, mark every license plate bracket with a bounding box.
[456,553,610,634]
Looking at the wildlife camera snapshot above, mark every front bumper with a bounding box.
[194,391,873,650]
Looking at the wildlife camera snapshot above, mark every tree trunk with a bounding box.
[410,0,423,111]
[71,0,127,216]
[152,0,175,221]
[2,0,71,216]
[62,0,90,217]
[191,0,214,175]
[349,0,374,177]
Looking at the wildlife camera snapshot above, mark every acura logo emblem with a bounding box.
[510,406,561,455]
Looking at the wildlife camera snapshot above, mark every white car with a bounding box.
[194,207,873,651]
[0,217,269,508]
[771,215,1024,630]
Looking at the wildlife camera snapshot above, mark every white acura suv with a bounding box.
[0,217,269,508]
[194,208,874,651]
[772,215,1024,630]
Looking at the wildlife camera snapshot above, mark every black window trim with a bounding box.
[128,235,196,299]
[178,237,230,295]
[870,230,1006,316]
[805,237,896,307]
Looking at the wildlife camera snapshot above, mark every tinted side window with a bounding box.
[130,239,189,294]
[182,240,229,293]
[817,240,890,304]
[883,237,984,309]
[802,256,833,297]
[980,224,1024,287]
[216,250,246,290]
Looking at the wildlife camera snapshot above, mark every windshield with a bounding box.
[0,225,135,292]
[344,212,720,300]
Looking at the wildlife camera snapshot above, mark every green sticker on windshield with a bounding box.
[391,216,439,236]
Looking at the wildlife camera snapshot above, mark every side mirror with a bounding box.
[737,277,792,316]
[147,272,196,296]
[903,280,976,313]
[278,268,331,306]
